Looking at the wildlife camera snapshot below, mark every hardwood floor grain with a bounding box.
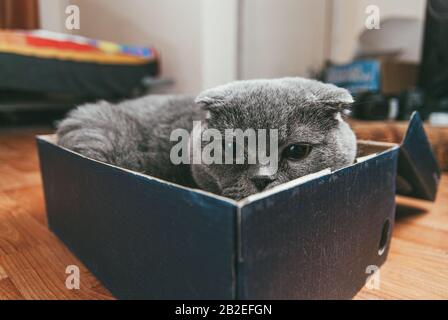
[0,129,447,300]
[0,129,113,300]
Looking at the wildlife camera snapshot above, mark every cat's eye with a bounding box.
[282,144,312,161]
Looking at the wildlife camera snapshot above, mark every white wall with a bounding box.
[38,0,332,92]
[201,0,239,90]
[39,0,69,32]
[330,0,426,63]
[38,0,428,92]
[40,0,243,93]
[68,0,204,94]
[240,0,330,79]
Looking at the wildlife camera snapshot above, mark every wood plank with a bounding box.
[0,129,113,300]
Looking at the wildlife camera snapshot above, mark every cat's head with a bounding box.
[190,77,357,200]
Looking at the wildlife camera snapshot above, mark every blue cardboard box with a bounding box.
[325,59,381,94]
[36,112,439,299]
[325,58,418,95]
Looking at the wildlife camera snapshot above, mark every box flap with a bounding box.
[397,112,441,201]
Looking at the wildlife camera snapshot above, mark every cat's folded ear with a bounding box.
[195,87,228,111]
[298,77,352,104]
[319,101,353,121]
[315,85,354,117]
[323,101,352,115]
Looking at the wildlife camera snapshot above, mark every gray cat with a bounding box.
[57,77,357,200]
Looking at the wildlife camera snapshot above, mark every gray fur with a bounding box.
[57,77,357,200]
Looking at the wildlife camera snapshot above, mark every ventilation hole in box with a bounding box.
[378,219,391,256]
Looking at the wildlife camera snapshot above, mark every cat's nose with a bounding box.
[251,175,275,191]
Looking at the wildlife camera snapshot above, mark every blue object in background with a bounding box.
[325,59,381,94]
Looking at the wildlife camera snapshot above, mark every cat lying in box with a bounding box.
[57,77,357,200]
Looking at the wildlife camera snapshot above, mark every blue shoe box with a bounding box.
[36,112,439,299]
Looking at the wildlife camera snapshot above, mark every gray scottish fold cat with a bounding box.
[57,77,357,200]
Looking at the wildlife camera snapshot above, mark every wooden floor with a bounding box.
[0,129,447,300]
[0,129,112,300]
